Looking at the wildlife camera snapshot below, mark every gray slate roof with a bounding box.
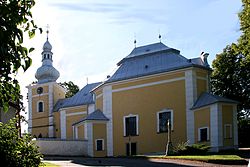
[191,92,238,110]
[107,42,210,83]
[72,109,109,126]
[54,82,101,111]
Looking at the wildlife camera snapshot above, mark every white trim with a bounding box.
[59,105,86,111]
[196,76,207,81]
[36,100,44,112]
[233,105,238,146]
[210,103,223,152]
[105,68,189,88]
[66,111,87,117]
[84,123,87,140]
[48,84,54,137]
[198,126,209,141]
[60,110,66,139]
[95,139,104,151]
[86,122,93,156]
[156,109,173,133]
[103,85,113,156]
[26,81,56,89]
[75,126,78,140]
[185,70,197,144]
[28,87,32,133]
[113,77,185,93]
[32,93,49,97]
[96,93,103,99]
[123,114,139,136]
[224,124,232,139]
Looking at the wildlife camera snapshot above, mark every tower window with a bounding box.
[37,101,44,112]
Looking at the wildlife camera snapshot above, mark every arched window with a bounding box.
[37,101,44,112]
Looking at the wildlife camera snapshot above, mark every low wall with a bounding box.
[34,138,88,156]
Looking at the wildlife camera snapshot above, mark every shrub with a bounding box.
[0,119,42,167]
[174,142,210,155]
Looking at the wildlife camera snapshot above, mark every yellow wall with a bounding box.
[96,96,103,111]
[77,124,85,140]
[93,123,107,157]
[112,72,187,156]
[197,79,207,97]
[222,105,234,147]
[53,84,65,104]
[32,85,49,96]
[53,112,61,138]
[32,126,49,138]
[31,86,50,137]
[194,107,210,145]
[63,106,87,139]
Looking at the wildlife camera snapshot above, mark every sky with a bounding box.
[17,0,242,132]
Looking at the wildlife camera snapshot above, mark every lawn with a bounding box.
[40,162,60,167]
[145,155,248,165]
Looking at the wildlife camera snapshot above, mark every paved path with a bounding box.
[44,157,249,167]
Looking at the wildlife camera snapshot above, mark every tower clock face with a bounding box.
[37,87,43,94]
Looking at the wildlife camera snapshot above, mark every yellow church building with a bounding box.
[27,37,238,157]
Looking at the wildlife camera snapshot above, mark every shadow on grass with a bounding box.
[44,156,198,167]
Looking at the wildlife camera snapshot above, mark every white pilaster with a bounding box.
[48,84,54,137]
[27,87,32,134]
[84,123,87,140]
[233,105,238,147]
[185,70,197,144]
[210,103,223,152]
[103,85,113,156]
[60,110,66,139]
[86,122,93,157]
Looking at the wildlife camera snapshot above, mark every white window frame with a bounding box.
[157,109,173,133]
[198,126,209,142]
[123,114,139,136]
[224,124,232,139]
[95,139,104,151]
[37,100,44,112]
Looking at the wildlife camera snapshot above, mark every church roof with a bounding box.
[191,92,238,110]
[106,42,210,83]
[72,109,109,126]
[54,82,101,111]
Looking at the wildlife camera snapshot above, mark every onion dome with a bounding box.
[35,38,60,84]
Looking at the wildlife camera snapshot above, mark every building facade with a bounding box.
[27,37,238,157]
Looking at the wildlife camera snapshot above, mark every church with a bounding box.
[27,35,238,157]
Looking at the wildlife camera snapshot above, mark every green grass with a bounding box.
[163,155,242,161]
[40,162,60,167]
[140,154,248,165]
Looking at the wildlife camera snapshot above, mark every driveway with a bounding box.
[44,156,249,167]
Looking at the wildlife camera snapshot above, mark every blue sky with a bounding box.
[18,0,242,131]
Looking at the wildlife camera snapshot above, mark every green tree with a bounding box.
[0,119,42,167]
[0,0,41,112]
[211,0,250,119]
[60,81,79,98]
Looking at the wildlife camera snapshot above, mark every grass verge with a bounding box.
[142,155,248,165]
[40,162,60,167]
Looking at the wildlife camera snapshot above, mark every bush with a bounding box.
[174,142,210,155]
[0,119,42,167]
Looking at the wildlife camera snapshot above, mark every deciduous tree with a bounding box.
[0,0,41,111]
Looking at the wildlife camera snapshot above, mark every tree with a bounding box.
[0,0,41,112]
[0,119,42,167]
[211,0,250,119]
[60,81,79,98]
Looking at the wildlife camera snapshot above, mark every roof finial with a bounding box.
[158,29,162,43]
[86,77,88,85]
[134,33,137,48]
[46,24,50,41]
